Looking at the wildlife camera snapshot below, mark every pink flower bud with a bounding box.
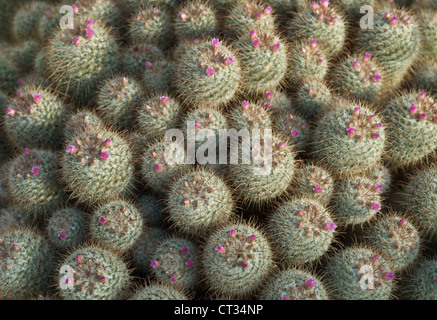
[31,166,39,176]
[373,132,380,139]
[253,39,259,47]
[347,128,355,135]
[181,247,189,254]
[279,142,286,150]
[171,274,177,283]
[58,232,66,239]
[103,139,111,148]
[281,296,291,300]
[150,260,160,268]
[324,221,337,231]
[24,148,30,155]
[145,61,152,68]
[17,78,24,85]
[155,165,162,171]
[17,90,23,98]
[363,52,371,62]
[160,96,169,104]
[291,130,299,138]
[410,104,417,114]
[375,184,383,192]
[242,100,249,110]
[383,272,395,280]
[153,8,159,14]
[100,151,109,161]
[100,276,106,282]
[250,30,257,39]
[230,229,236,238]
[352,61,359,69]
[66,145,78,154]
[314,185,323,194]
[390,16,399,25]
[372,73,381,82]
[211,38,221,52]
[242,262,248,268]
[399,218,407,227]
[72,5,79,13]
[272,43,280,52]
[305,277,317,289]
[215,244,225,253]
[206,67,215,76]
[86,20,93,28]
[264,6,272,15]
[99,216,107,223]
[419,91,426,100]
[185,259,194,268]
[6,108,15,116]
[179,12,187,21]
[85,28,94,39]
[353,107,360,116]
[266,91,272,100]
[256,12,262,20]
[420,113,426,121]
[33,93,42,104]
[73,36,81,46]
[321,0,329,9]
[371,203,381,211]
[248,235,256,242]
[224,56,234,65]
[311,39,317,49]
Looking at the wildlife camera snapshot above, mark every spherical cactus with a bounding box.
[324,246,396,300]
[132,227,167,272]
[382,91,437,168]
[46,207,87,251]
[0,227,54,299]
[150,237,200,290]
[5,41,41,73]
[121,42,164,76]
[292,163,334,205]
[332,175,383,227]
[417,10,437,63]
[0,0,25,41]
[229,100,272,131]
[137,95,182,142]
[0,54,21,91]
[3,86,69,149]
[0,206,30,236]
[130,282,189,300]
[173,37,202,61]
[268,197,337,266]
[311,102,385,177]
[175,1,218,41]
[288,1,347,58]
[356,8,420,90]
[141,139,188,194]
[201,221,274,299]
[63,110,105,139]
[56,245,130,300]
[175,38,241,108]
[288,39,329,87]
[295,81,332,120]
[167,168,235,237]
[225,1,276,37]
[142,58,174,94]
[73,0,123,31]
[403,258,437,300]
[46,19,120,104]
[60,128,135,206]
[273,111,310,154]
[364,213,420,272]
[135,195,165,227]
[236,29,288,94]
[37,7,61,43]
[6,148,66,220]
[228,132,296,205]
[260,90,293,114]
[12,1,50,41]
[412,62,437,95]
[331,52,385,104]
[97,76,143,131]
[128,6,173,49]
[400,165,437,239]
[259,268,329,300]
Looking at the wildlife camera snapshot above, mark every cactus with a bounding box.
[167,168,235,237]
[259,268,329,300]
[12,1,50,41]
[137,95,182,142]
[0,54,21,91]
[363,213,420,272]
[382,91,437,168]
[236,29,288,94]
[331,53,385,104]
[74,0,123,31]
[0,206,31,235]
[60,128,135,206]
[97,76,144,131]
[0,227,54,299]
[46,19,120,104]
[143,58,174,94]
[130,282,189,300]
[57,245,131,300]
[6,148,66,220]
[335,0,376,20]
[0,164,9,206]
[273,111,310,154]
[417,10,437,63]
[135,194,165,227]
[124,0,179,14]
[0,0,25,41]
[267,0,306,19]
[268,197,337,266]
[403,258,437,300]
[3,85,69,149]
[201,221,274,299]
[150,237,200,290]
[288,0,347,58]
[332,175,383,227]
[288,39,329,87]
[225,1,276,37]
[128,6,173,49]
[324,246,396,300]
[260,90,293,114]
[295,81,332,120]
[121,42,164,76]
[63,110,105,139]
[369,163,391,193]
[311,102,385,177]
[132,227,167,272]
[292,163,334,205]
[37,7,61,43]
[175,1,218,41]
[46,207,87,251]
[229,100,272,131]
[412,62,437,95]
[4,41,41,74]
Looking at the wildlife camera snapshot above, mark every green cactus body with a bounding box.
[46,207,86,251]
[60,128,135,206]
[335,0,376,20]
[0,227,54,299]
[267,0,306,19]
[418,10,437,63]
[369,163,391,193]
[130,283,188,300]
[230,100,272,131]
[4,41,41,74]
[413,62,437,95]
[259,268,329,300]
[356,8,420,90]
[122,42,164,76]
[4,86,69,149]
[167,168,235,236]
[324,246,396,300]
[97,76,143,131]
[274,111,310,153]
[236,29,288,94]
[37,7,61,43]
[175,1,218,41]
[332,175,383,227]
[288,1,346,58]
[0,54,21,91]
[74,0,123,30]
[173,37,202,61]
[382,91,437,168]
[364,214,420,272]
[137,95,182,142]
[90,200,144,252]
[125,0,179,14]
[7,149,66,220]
[225,1,276,37]
[403,259,437,300]
[288,39,328,87]
[34,51,48,77]
[268,197,337,265]
[128,6,173,49]
[0,164,9,206]
[0,0,25,41]
[293,164,334,204]
[201,222,274,299]
[0,206,30,235]
[12,1,50,41]
[295,81,332,120]
[228,132,296,205]
[136,195,164,227]
[143,58,174,94]
[401,165,437,239]
[175,38,241,108]
[332,52,385,104]
[312,102,385,177]
[260,90,293,114]
[57,245,130,300]
[64,110,105,139]
[132,227,167,271]
[150,237,200,290]
[46,19,120,104]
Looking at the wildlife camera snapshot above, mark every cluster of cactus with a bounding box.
[0,0,437,302]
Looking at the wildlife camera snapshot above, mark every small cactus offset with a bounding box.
[403,259,437,300]
[412,62,437,95]
[295,81,332,120]
[12,1,50,41]
[132,227,167,272]
[175,1,218,41]
[121,42,164,76]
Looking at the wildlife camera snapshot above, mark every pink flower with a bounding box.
[352,61,359,69]
[250,30,257,39]
[266,91,272,100]
[390,16,399,25]
[373,133,380,139]
[72,5,79,13]
[6,108,15,116]
[155,165,162,171]
[185,259,194,268]
[281,296,290,300]
[272,43,280,52]
[86,20,93,28]
[321,0,329,9]
[145,61,152,68]
[65,277,74,285]
[264,6,272,15]
[279,142,287,150]
[171,274,177,283]
[181,247,189,254]
[383,272,395,281]
[253,39,259,48]
[242,100,249,109]
[85,28,94,39]
[370,203,381,211]
[32,166,39,176]
[17,78,24,85]
[314,185,323,194]
[33,93,42,104]
[347,128,355,135]
[150,260,161,268]
[206,67,215,76]
[99,216,107,223]
[73,36,81,46]
[242,262,248,268]
[291,130,299,138]
[215,244,225,254]
[311,39,317,49]
[179,12,187,21]
[76,255,82,262]
[374,184,383,192]
[230,229,236,237]
[17,90,23,98]
[248,235,256,242]
[419,113,427,121]
[153,8,159,14]
[256,12,262,20]
[58,232,66,239]
[305,277,317,289]
[363,52,371,62]
[100,276,106,282]
[103,139,111,148]
[419,91,426,100]
[66,145,78,154]
[224,56,234,65]
[324,221,337,231]
[160,96,169,104]
[372,73,381,82]
[410,104,417,115]
[399,218,407,226]
[100,151,109,161]
[211,38,221,52]
[24,148,30,155]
